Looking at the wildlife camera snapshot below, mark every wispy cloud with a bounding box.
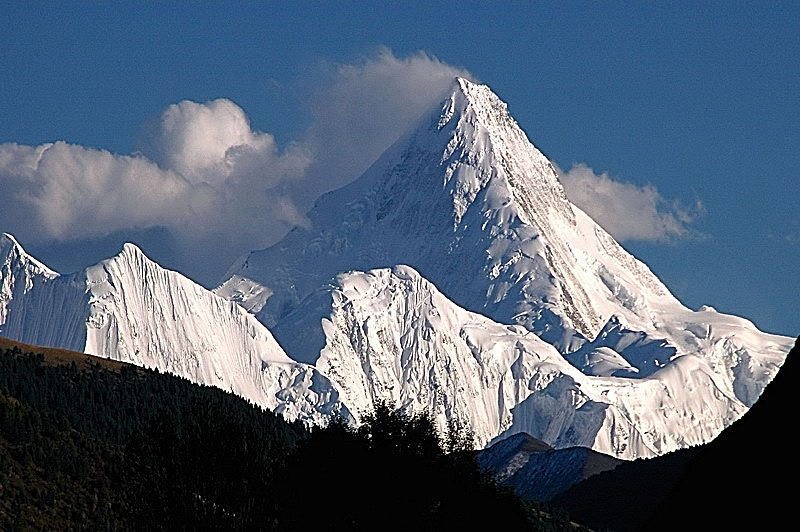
[301,48,472,198]
[766,220,800,244]
[558,163,703,241]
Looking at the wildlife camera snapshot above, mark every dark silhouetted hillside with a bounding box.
[0,337,584,530]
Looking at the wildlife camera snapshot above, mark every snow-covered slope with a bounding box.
[0,236,346,423]
[220,77,791,409]
[0,232,767,458]
[270,265,755,458]
[1,233,59,331]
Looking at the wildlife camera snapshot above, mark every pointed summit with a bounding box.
[0,233,23,265]
[220,79,661,343]
[1,233,57,277]
[102,242,158,270]
[358,76,570,230]
[1,233,59,336]
[1,232,22,250]
[120,242,145,256]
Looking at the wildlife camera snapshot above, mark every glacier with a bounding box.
[271,265,757,457]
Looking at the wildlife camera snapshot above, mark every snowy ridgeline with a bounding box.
[0,78,792,459]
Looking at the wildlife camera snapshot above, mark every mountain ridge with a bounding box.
[477,432,623,501]
[554,336,800,531]
[0,238,348,424]
[268,264,752,457]
[215,77,790,454]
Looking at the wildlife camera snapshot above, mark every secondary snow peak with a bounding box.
[0,234,348,425]
[0,233,57,277]
[1,232,21,250]
[103,241,166,274]
[120,241,145,256]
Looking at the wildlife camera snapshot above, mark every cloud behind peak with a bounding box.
[558,163,702,242]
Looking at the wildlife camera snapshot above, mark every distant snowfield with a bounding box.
[1,79,792,459]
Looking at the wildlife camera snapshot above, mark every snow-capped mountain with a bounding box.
[0,233,345,423]
[218,78,790,431]
[218,79,788,405]
[0,232,763,457]
[1,78,792,460]
[1,233,59,329]
[269,265,756,458]
[219,78,671,347]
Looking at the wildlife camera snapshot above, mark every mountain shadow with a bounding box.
[477,432,622,501]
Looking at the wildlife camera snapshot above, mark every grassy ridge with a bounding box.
[0,337,128,371]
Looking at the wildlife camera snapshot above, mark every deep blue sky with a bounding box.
[1,2,797,336]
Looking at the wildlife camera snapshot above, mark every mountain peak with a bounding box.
[104,242,155,269]
[220,77,790,421]
[1,233,26,260]
[450,76,508,114]
[1,232,21,248]
[434,78,520,145]
[0,233,58,278]
[220,80,671,342]
[119,242,146,258]
[421,77,572,228]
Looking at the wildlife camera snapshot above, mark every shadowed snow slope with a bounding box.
[0,234,346,423]
[476,433,622,501]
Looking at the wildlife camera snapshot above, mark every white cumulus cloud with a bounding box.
[140,98,276,182]
[558,163,702,241]
[0,141,192,239]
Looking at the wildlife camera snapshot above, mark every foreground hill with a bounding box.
[0,337,582,530]
[0,336,127,370]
